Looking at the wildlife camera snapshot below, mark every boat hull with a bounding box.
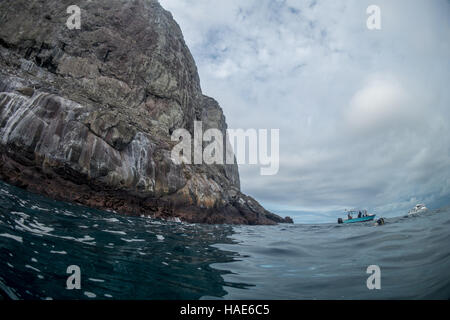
[342,215,376,224]
[408,208,427,215]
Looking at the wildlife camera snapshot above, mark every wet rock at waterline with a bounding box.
[0,0,291,225]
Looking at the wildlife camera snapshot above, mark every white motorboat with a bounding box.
[408,204,428,215]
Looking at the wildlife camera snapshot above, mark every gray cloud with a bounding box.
[160,0,450,222]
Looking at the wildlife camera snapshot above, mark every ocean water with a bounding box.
[0,180,449,300]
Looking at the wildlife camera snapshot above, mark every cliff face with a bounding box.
[0,0,292,224]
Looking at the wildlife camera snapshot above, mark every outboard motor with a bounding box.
[376,218,385,225]
[337,218,343,224]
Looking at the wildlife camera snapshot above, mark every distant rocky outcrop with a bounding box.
[0,0,292,224]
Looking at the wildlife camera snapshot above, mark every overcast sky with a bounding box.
[160,0,450,223]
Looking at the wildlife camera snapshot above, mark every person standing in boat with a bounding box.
[358,211,362,218]
[348,213,353,220]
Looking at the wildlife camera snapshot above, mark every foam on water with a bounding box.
[0,233,23,243]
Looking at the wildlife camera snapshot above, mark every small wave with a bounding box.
[10,211,30,219]
[14,218,54,236]
[25,265,41,273]
[0,233,23,243]
[120,238,145,243]
[57,234,96,245]
[50,250,67,255]
[102,230,126,235]
[30,205,50,212]
[84,291,96,298]
[0,278,19,300]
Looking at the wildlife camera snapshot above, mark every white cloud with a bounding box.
[345,74,417,133]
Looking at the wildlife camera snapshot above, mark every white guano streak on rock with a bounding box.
[0,91,158,193]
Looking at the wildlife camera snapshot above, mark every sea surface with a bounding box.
[0,180,449,300]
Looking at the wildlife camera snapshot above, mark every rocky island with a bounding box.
[0,0,292,225]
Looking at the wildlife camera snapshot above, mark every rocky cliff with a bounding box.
[0,0,292,224]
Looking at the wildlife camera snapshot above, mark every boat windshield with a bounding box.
[345,210,369,218]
